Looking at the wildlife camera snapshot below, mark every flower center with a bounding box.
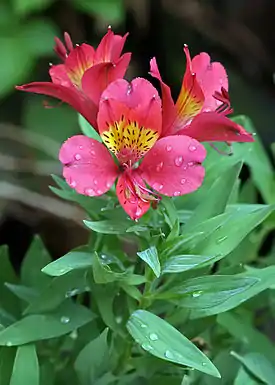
[101,117,159,164]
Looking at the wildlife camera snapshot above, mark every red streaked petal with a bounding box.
[49,64,74,88]
[97,77,162,134]
[139,135,206,196]
[94,28,129,63]
[180,112,255,142]
[116,172,150,220]
[16,82,98,129]
[81,53,131,106]
[59,135,119,196]
[149,57,177,137]
[174,46,205,129]
[65,44,95,86]
[192,52,228,112]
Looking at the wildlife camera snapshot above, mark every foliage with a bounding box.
[0,115,275,385]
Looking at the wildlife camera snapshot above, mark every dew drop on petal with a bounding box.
[166,145,172,152]
[174,191,181,196]
[94,179,98,185]
[149,333,159,341]
[174,156,183,167]
[188,161,194,167]
[152,182,163,191]
[70,180,76,188]
[106,181,113,188]
[79,145,83,149]
[189,145,197,152]
[85,188,95,196]
[180,178,186,185]
[156,162,164,172]
[74,153,81,161]
[90,150,95,155]
[97,189,103,195]
[135,206,142,217]
[60,316,70,324]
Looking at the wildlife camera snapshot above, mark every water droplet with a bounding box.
[180,178,186,184]
[188,161,194,166]
[166,145,172,152]
[202,362,206,366]
[97,189,103,195]
[70,180,76,188]
[174,156,183,167]
[189,145,197,152]
[85,188,95,196]
[192,290,203,298]
[135,206,142,217]
[94,179,98,185]
[60,316,70,324]
[174,191,181,197]
[149,333,158,341]
[74,153,81,161]
[156,162,163,172]
[216,235,227,244]
[79,145,83,149]
[106,181,113,188]
[65,288,79,298]
[6,341,13,347]
[164,350,174,359]
[152,182,163,190]
[140,323,147,328]
[116,316,123,324]
[90,150,95,155]
[141,343,153,351]
[70,330,78,340]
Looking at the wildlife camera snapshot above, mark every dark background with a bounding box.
[1,0,275,267]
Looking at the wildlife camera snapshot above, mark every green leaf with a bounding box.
[127,310,220,378]
[231,352,275,385]
[160,275,258,311]
[218,312,275,359]
[10,344,39,385]
[12,0,53,16]
[188,265,275,318]
[84,219,129,234]
[24,270,90,314]
[42,249,93,276]
[0,302,95,345]
[137,247,161,278]
[232,115,275,204]
[185,161,243,231]
[21,236,52,289]
[5,284,38,304]
[234,367,260,385]
[162,254,218,274]
[75,329,109,385]
[78,114,102,141]
[0,347,16,385]
[0,246,19,317]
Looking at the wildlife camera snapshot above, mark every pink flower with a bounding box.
[16,27,131,129]
[59,78,207,220]
[150,46,254,145]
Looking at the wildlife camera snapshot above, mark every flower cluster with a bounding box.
[17,28,254,220]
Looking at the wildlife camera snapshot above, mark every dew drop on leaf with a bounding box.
[60,316,70,324]
[149,333,159,341]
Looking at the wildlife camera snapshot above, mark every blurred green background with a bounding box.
[0,0,275,264]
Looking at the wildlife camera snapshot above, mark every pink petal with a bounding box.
[65,44,95,86]
[192,52,228,112]
[94,28,129,63]
[139,135,206,196]
[149,57,177,137]
[81,53,131,106]
[116,172,150,220]
[97,77,162,134]
[180,112,255,142]
[59,135,119,196]
[16,82,98,129]
[174,46,204,130]
[49,64,74,89]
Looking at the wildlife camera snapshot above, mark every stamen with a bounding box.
[64,32,74,52]
[214,87,233,115]
[54,37,67,61]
